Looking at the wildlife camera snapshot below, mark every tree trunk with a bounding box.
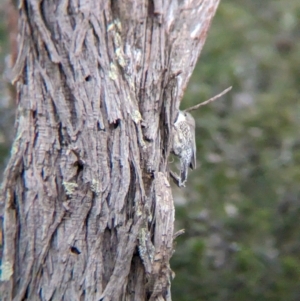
[0,1,220,300]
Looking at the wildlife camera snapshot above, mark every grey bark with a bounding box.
[0,1,220,300]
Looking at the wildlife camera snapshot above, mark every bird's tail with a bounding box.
[180,162,188,187]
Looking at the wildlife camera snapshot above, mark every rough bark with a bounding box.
[0,1,220,300]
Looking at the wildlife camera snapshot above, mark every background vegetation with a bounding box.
[1,0,300,300]
[172,1,300,300]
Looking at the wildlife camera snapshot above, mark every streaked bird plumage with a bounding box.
[172,111,196,186]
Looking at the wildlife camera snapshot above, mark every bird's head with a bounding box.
[175,111,195,128]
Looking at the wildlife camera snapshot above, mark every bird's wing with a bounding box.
[190,134,196,170]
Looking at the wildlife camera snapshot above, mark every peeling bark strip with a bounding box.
[1,1,220,300]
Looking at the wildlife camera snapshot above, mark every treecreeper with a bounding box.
[172,111,196,187]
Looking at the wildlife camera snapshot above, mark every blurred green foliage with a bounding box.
[0,5,11,176]
[172,0,300,300]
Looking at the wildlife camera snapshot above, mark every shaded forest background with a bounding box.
[1,1,300,300]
